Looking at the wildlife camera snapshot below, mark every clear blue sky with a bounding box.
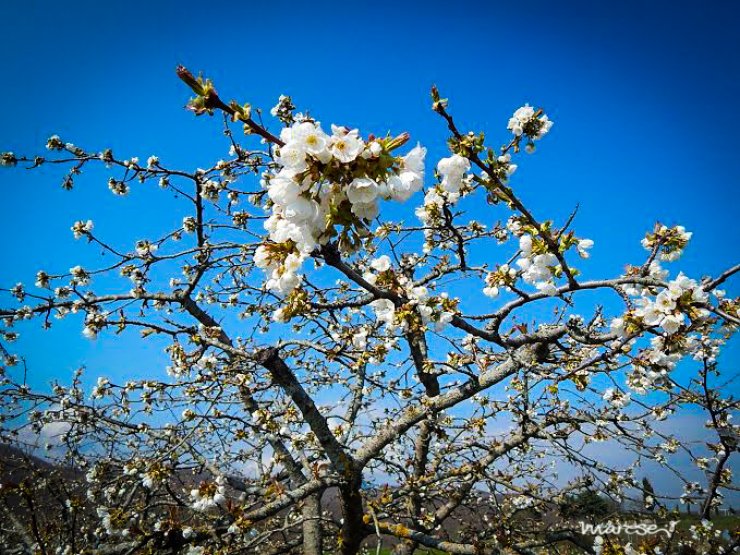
[3,0,739,268]
[1,0,738,500]
[5,0,738,373]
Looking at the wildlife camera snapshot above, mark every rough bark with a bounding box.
[302,491,323,555]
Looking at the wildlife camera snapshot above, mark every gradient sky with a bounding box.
[1,0,739,505]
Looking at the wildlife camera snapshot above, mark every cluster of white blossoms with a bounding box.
[96,507,121,536]
[685,519,724,549]
[366,255,456,331]
[415,154,473,250]
[611,271,708,339]
[107,177,129,196]
[437,154,471,194]
[516,232,592,296]
[482,264,517,299]
[516,234,560,296]
[602,387,631,409]
[135,239,158,257]
[417,150,515,254]
[253,119,426,297]
[607,238,719,395]
[182,216,197,233]
[71,219,93,239]
[489,234,552,297]
[576,238,594,258]
[369,298,396,327]
[507,104,554,140]
[415,188,445,240]
[141,470,159,489]
[35,270,50,288]
[70,265,91,285]
[351,326,370,350]
[415,137,522,246]
[641,224,692,261]
[189,475,227,511]
[82,313,106,339]
[90,376,110,399]
[627,334,694,394]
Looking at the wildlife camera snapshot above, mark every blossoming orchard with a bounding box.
[0,67,738,555]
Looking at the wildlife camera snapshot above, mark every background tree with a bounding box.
[642,477,656,512]
[0,67,738,555]
[559,488,615,523]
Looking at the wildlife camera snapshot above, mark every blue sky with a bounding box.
[1,0,739,504]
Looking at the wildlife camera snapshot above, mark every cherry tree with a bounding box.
[0,67,738,555]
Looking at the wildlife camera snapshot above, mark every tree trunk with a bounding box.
[339,481,367,555]
[302,491,323,555]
